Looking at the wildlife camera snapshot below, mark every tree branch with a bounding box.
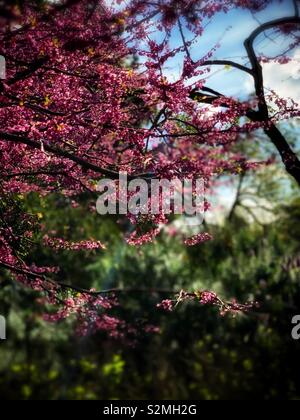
[200,60,253,75]
[5,56,49,86]
[194,13,300,186]
[228,173,245,221]
[293,0,300,18]
[0,260,177,296]
[264,124,300,185]
[243,14,300,185]
[0,131,154,181]
[190,90,300,186]
[244,16,300,98]
[178,18,191,60]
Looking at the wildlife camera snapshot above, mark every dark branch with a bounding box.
[200,60,253,75]
[6,56,49,86]
[264,124,300,186]
[294,0,299,17]
[178,18,191,60]
[228,173,245,221]
[189,92,300,186]
[0,260,176,296]
[244,16,300,103]
[0,131,154,181]
[243,14,300,186]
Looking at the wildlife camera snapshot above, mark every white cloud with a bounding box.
[245,49,300,104]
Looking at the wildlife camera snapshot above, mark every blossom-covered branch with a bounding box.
[157,290,258,317]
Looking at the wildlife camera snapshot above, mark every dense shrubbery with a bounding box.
[0,191,300,400]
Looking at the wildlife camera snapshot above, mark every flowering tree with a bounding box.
[0,0,299,336]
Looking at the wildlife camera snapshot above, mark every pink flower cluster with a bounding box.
[157,289,258,316]
[43,236,106,251]
[157,299,174,312]
[199,291,218,304]
[43,291,125,337]
[184,233,213,246]
[126,228,161,246]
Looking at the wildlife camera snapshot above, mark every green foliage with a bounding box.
[0,189,300,399]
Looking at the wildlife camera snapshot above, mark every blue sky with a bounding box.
[154,0,299,101]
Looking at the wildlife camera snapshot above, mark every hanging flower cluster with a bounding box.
[43,235,106,251]
[157,290,259,316]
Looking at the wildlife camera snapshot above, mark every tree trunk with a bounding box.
[264,124,300,187]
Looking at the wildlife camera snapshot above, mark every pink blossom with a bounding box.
[199,291,218,305]
[157,299,174,312]
[184,233,213,246]
[43,236,106,251]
